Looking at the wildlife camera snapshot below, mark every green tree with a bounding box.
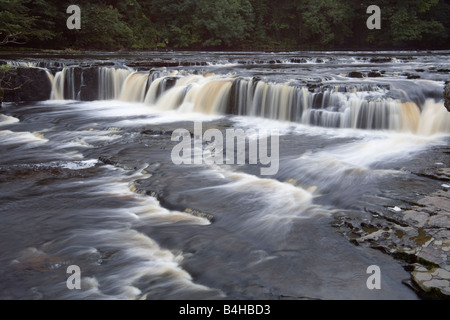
[193,0,254,48]
[0,0,55,45]
[113,0,157,49]
[388,0,443,44]
[146,0,198,48]
[295,0,354,47]
[71,3,134,50]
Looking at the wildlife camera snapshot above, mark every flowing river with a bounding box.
[0,51,449,300]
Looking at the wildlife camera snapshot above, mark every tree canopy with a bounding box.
[0,0,448,50]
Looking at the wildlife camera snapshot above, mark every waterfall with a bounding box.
[98,67,133,100]
[119,72,149,102]
[47,67,450,135]
[50,67,77,100]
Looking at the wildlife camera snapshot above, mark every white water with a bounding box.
[47,67,450,135]
[0,114,20,126]
[4,52,447,300]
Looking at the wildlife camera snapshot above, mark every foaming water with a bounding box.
[417,100,450,136]
[44,55,450,135]
[0,130,49,145]
[54,168,217,300]
[0,114,20,126]
[3,50,449,299]
[1,162,220,300]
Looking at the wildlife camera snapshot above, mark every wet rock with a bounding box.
[127,58,179,69]
[98,156,122,167]
[445,82,450,112]
[184,208,214,222]
[405,73,421,80]
[79,67,99,101]
[1,67,52,102]
[141,129,174,136]
[290,58,307,64]
[417,246,447,269]
[368,71,382,78]
[422,169,450,181]
[428,214,450,228]
[370,57,393,63]
[412,266,450,298]
[402,211,429,228]
[348,71,365,78]
[333,176,450,299]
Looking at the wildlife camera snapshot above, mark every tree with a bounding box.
[0,0,56,46]
[295,0,354,47]
[70,3,134,50]
[146,0,198,48]
[193,0,254,48]
[0,0,448,51]
[388,0,443,45]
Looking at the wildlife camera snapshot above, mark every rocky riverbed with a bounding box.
[333,150,450,299]
[0,50,449,300]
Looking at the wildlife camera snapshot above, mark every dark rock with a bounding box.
[184,208,214,222]
[370,57,393,63]
[98,156,118,166]
[405,73,421,80]
[127,58,180,69]
[445,82,450,112]
[97,61,116,67]
[306,82,322,92]
[348,71,365,78]
[79,67,99,101]
[368,71,382,78]
[290,58,307,63]
[1,67,52,102]
[140,129,174,136]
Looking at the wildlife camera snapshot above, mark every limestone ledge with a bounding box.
[334,169,450,299]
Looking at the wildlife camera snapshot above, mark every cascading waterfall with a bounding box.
[47,66,450,134]
[50,67,77,100]
[118,72,149,102]
[98,67,133,100]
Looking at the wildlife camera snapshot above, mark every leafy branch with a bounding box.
[0,65,31,107]
[0,32,26,45]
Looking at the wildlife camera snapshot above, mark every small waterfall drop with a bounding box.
[47,66,450,135]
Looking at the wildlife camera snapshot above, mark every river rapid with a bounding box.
[0,51,449,300]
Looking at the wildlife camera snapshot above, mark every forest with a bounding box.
[0,0,449,51]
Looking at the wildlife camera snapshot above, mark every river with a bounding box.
[0,51,449,300]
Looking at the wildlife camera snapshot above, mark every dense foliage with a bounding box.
[0,0,448,50]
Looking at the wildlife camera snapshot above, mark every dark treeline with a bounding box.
[0,0,449,51]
